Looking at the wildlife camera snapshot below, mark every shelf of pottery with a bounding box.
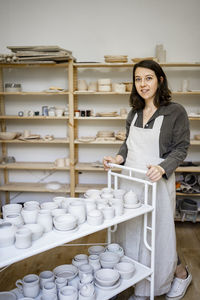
[0,60,74,204]
[0,166,156,300]
[72,60,200,198]
[0,57,199,204]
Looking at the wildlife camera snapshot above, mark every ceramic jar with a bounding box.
[15,227,32,249]
[37,209,53,232]
[21,207,39,224]
[88,255,101,272]
[68,200,86,224]
[2,203,22,218]
[0,222,16,247]
[78,80,88,91]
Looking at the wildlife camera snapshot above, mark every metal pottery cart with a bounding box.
[104,163,157,300]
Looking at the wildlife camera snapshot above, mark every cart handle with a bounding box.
[108,163,148,175]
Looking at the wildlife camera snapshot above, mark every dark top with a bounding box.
[117,102,190,179]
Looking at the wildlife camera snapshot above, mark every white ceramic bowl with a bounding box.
[41,202,58,210]
[53,264,78,280]
[45,182,61,190]
[53,214,77,231]
[24,201,40,209]
[84,189,101,198]
[88,245,105,255]
[2,203,22,218]
[87,210,103,226]
[0,132,17,140]
[4,213,24,227]
[23,223,44,241]
[98,79,111,85]
[0,292,17,300]
[53,196,69,208]
[114,262,135,279]
[94,268,119,286]
[51,208,67,217]
[99,252,120,268]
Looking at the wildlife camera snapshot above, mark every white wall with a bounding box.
[0,0,199,61]
[0,0,199,203]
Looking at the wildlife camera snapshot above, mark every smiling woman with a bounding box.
[103,60,191,300]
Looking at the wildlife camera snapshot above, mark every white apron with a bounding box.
[113,113,177,296]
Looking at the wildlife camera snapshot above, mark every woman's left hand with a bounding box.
[146,165,165,182]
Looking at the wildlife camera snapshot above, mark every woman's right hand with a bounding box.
[103,155,124,171]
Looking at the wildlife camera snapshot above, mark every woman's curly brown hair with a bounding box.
[130,60,172,110]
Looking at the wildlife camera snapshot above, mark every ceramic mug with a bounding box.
[16,274,40,298]
[39,270,55,288]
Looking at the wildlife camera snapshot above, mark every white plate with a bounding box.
[53,226,79,234]
[45,182,61,190]
[124,202,142,209]
[94,279,121,290]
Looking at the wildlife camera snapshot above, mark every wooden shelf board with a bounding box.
[0,92,69,96]
[74,91,130,95]
[176,166,200,172]
[0,162,70,170]
[75,140,123,145]
[176,192,200,196]
[75,162,121,172]
[74,91,200,96]
[173,91,200,95]
[0,138,69,144]
[0,182,70,193]
[74,63,134,68]
[75,184,107,193]
[74,116,126,120]
[0,63,69,68]
[189,117,200,120]
[74,62,200,68]
[0,116,69,120]
[190,140,200,145]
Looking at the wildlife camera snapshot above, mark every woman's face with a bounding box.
[135,67,158,103]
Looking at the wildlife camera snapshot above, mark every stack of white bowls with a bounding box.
[98,79,111,92]
[53,214,77,231]
[99,252,120,268]
[94,268,120,288]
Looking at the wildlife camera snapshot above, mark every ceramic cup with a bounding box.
[102,207,115,220]
[59,286,78,300]
[37,209,53,232]
[39,270,55,288]
[68,200,86,224]
[41,294,58,300]
[55,277,68,290]
[21,207,39,224]
[15,227,32,249]
[42,281,57,297]
[24,201,40,210]
[16,274,40,298]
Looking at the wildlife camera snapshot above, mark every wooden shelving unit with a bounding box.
[0,61,71,203]
[0,182,70,193]
[0,61,199,205]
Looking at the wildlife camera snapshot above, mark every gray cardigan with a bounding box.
[117,102,190,179]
